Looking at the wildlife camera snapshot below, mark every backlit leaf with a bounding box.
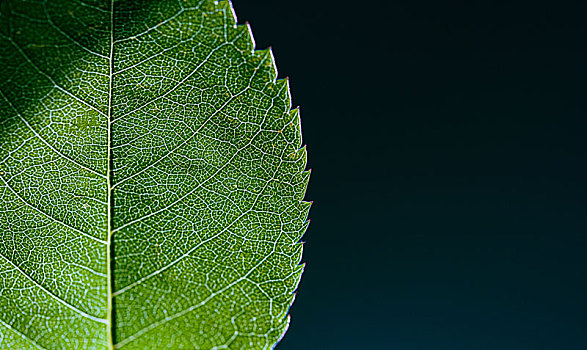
[0,0,310,348]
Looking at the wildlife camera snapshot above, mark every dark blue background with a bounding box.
[235,1,587,349]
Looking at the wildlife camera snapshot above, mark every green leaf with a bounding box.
[0,0,310,348]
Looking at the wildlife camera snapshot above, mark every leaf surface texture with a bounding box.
[0,0,309,348]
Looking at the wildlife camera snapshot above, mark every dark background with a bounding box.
[235,1,587,349]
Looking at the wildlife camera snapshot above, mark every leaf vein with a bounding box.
[0,90,107,178]
[0,252,107,324]
[4,36,107,118]
[111,31,247,123]
[0,175,107,245]
[113,238,279,348]
[42,1,110,59]
[113,138,283,295]
[0,318,48,350]
[111,41,264,188]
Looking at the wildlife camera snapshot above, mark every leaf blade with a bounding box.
[0,1,309,349]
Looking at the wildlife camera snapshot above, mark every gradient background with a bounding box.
[235,1,587,349]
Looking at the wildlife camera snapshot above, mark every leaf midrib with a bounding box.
[106,0,115,349]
